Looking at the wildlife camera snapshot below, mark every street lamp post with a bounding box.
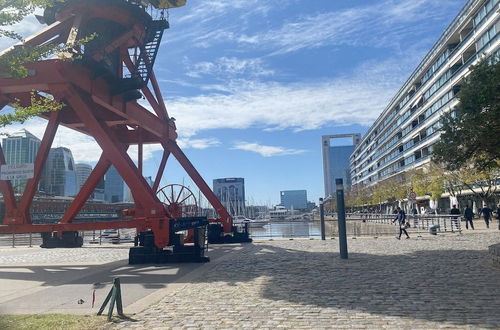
[336,178,348,259]
[319,198,325,240]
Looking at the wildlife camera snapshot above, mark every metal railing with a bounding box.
[0,233,42,247]
[341,213,462,235]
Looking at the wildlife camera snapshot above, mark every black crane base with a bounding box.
[129,246,210,264]
[129,225,209,264]
[40,231,83,248]
[207,224,253,244]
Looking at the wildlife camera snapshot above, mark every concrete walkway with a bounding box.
[1,230,500,328]
[0,244,241,315]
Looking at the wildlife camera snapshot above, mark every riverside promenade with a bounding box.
[113,231,500,329]
[1,229,500,329]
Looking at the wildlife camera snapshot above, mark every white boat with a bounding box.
[101,229,119,238]
[269,206,288,220]
[247,218,268,227]
[232,215,268,227]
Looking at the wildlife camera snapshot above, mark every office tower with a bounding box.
[1,129,41,193]
[104,165,125,203]
[213,178,245,215]
[75,163,92,190]
[322,134,361,197]
[280,190,308,211]
[42,147,78,197]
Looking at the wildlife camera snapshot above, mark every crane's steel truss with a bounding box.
[0,0,233,250]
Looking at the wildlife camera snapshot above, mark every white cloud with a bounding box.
[177,137,221,149]
[251,0,459,55]
[232,141,306,157]
[167,52,421,137]
[186,57,274,78]
[0,117,218,164]
[0,10,45,51]
[166,0,460,55]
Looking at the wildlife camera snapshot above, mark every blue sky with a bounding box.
[3,0,467,206]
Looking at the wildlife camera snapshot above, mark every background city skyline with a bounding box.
[0,0,468,205]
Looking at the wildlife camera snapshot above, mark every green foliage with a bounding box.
[0,1,58,40]
[0,0,93,127]
[407,164,445,201]
[0,43,65,78]
[433,57,500,171]
[0,92,64,128]
[451,164,500,203]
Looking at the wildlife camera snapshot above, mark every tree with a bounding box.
[433,57,500,171]
[0,0,68,128]
[407,164,444,203]
[450,165,499,206]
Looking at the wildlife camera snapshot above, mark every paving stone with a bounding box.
[65,232,500,329]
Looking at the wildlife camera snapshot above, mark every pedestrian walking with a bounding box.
[450,205,460,230]
[481,205,493,229]
[496,204,500,230]
[393,206,410,239]
[464,205,474,230]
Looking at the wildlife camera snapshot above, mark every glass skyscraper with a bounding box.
[105,165,125,203]
[280,190,307,210]
[1,129,41,193]
[322,134,361,197]
[42,147,78,197]
[75,163,92,190]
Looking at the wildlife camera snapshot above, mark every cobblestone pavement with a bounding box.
[113,232,500,329]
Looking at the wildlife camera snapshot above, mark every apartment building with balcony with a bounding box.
[350,0,499,187]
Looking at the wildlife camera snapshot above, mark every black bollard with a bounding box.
[336,178,348,259]
[319,198,325,240]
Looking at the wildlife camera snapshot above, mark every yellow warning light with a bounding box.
[148,0,187,9]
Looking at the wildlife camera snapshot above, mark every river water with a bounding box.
[249,221,321,239]
[248,220,399,239]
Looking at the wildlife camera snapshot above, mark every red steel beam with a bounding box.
[59,154,112,224]
[0,143,18,222]
[153,150,170,193]
[65,87,163,216]
[0,16,75,56]
[138,128,143,174]
[18,110,61,225]
[123,56,167,121]
[166,140,232,232]
[149,71,169,119]
[92,24,143,62]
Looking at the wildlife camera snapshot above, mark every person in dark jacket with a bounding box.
[393,206,409,239]
[464,205,474,230]
[450,205,460,230]
[497,205,500,230]
[481,205,493,229]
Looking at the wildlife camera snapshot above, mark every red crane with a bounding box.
[0,0,250,263]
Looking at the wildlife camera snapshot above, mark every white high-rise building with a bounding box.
[350,0,499,187]
[1,129,41,193]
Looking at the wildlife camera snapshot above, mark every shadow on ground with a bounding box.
[190,241,500,328]
[1,242,499,327]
